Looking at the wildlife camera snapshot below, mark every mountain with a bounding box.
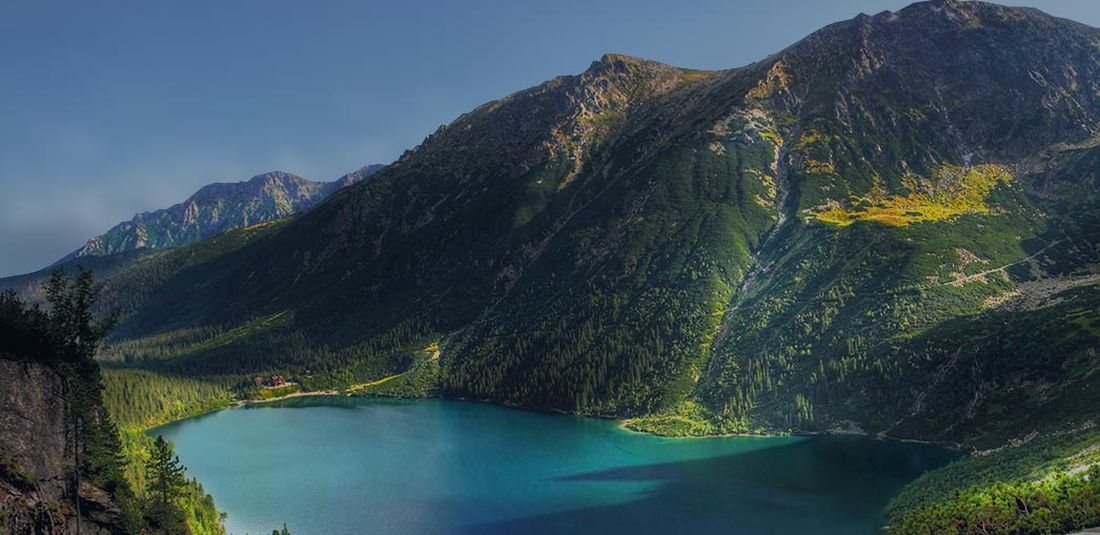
[61,164,386,261]
[3,1,1100,529]
[65,0,1098,432]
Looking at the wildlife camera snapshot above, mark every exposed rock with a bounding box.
[0,360,116,535]
[61,164,386,263]
[989,271,1100,311]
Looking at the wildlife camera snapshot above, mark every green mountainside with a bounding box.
[3,0,1100,531]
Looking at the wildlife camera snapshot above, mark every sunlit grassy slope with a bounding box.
[809,164,1012,227]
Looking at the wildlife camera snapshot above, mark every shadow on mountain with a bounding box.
[457,436,959,535]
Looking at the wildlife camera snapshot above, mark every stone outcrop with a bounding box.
[0,359,116,535]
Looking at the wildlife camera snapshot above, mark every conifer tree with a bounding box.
[145,434,188,532]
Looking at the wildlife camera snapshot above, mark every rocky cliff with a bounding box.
[0,359,118,535]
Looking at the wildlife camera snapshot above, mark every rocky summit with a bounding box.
[62,164,386,261]
[3,1,1100,531]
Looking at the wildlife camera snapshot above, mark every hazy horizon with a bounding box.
[2,0,1098,276]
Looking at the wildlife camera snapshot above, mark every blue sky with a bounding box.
[1,0,1098,276]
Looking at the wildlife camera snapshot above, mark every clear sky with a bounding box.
[1,0,1097,276]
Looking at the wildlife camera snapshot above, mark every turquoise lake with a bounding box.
[153,397,959,534]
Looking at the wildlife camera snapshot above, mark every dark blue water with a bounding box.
[153,397,958,535]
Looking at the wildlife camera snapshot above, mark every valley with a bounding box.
[3,0,1100,533]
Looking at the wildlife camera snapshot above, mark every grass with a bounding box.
[353,354,441,398]
[171,311,293,357]
[0,451,37,490]
[1067,305,1100,338]
[348,373,402,391]
[245,383,301,401]
[622,401,745,437]
[809,164,1011,227]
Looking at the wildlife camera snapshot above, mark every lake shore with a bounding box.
[232,389,343,406]
[172,385,967,451]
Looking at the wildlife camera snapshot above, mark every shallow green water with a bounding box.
[153,397,958,534]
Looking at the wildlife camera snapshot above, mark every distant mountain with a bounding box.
[62,164,385,261]
[5,1,1100,530]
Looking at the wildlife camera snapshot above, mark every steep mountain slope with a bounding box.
[4,0,1099,450]
[0,359,121,534]
[62,165,385,261]
[685,0,1100,445]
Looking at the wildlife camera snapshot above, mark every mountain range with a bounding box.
[59,164,385,261]
[3,0,1100,530]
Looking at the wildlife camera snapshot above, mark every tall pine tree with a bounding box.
[145,435,187,532]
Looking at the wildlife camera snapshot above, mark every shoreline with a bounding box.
[159,388,969,451]
[232,388,344,407]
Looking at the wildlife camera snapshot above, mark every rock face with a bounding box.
[63,164,386,261]
[0,360,116,535]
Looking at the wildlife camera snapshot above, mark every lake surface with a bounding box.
[154,397,959,535]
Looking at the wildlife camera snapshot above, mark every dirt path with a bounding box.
[945,238,1065,287]
[234,389,341,406]
[347,373,402,392]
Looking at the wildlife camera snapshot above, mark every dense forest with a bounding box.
[888,428,1100,534]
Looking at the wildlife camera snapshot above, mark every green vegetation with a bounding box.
[353,355,441,398]
[887,428,1100,534]
[0,451,37,489]
[893,467,1100,535]
[2,269,142,531]
[245,383,302,401]
[104,368,233,430]
[889,428,1100,515]
[145,435,188,532]
[808,164,1012,227]
[0,270,227,535]
[622,401,744,437]
[118,429,226,535]
[2,5,1100,532]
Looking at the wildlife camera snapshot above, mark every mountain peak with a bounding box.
[326,163,387,191]
[593,53,646,66]
[587,53,680,76]
[60,165,385,262]
[244,171,302,184]
[891,0,1072,26]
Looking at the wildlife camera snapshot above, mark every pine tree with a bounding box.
[45,267,117,363]
[145,434,187,531]
[39,268,123,534]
